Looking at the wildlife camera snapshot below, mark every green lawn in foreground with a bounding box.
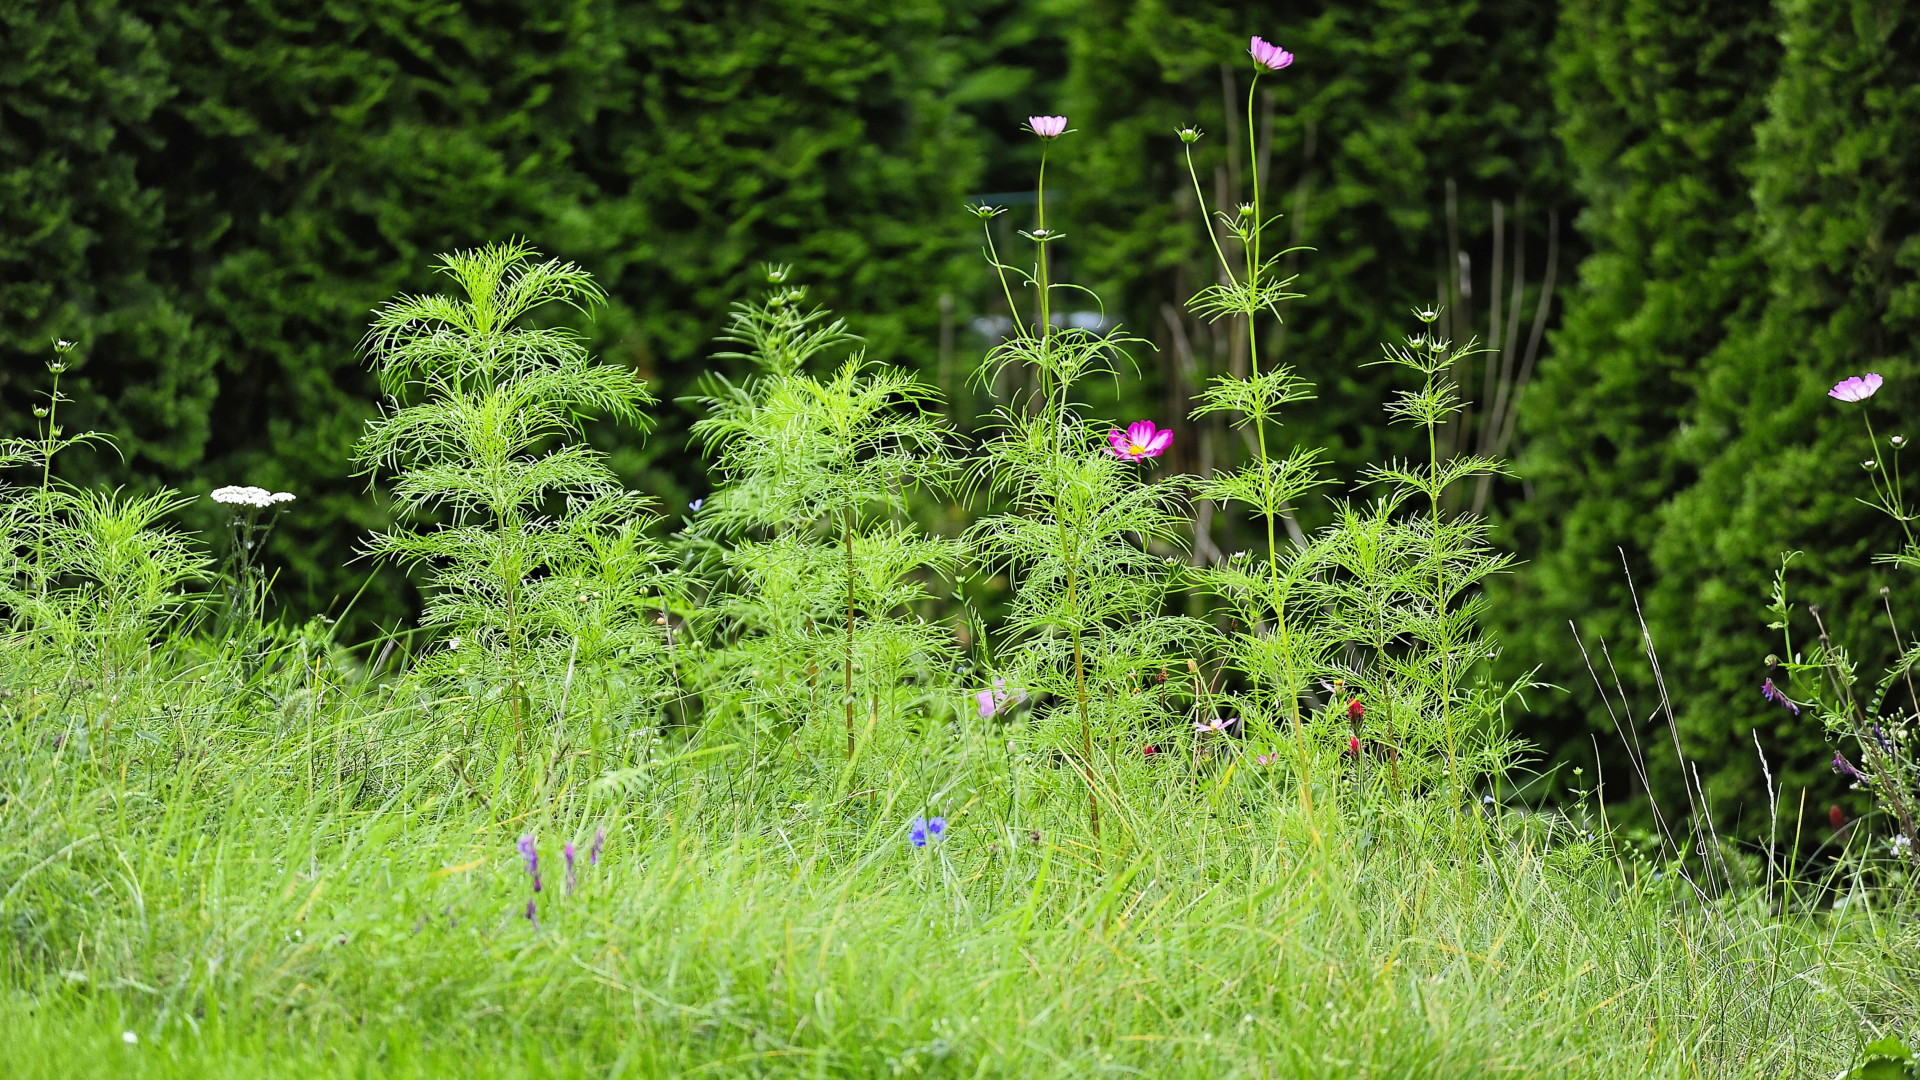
[4,659,1910,1079]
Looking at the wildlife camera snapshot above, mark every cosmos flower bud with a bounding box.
[1178,126,1203,144]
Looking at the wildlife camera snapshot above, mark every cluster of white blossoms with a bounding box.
[209,485,296,509]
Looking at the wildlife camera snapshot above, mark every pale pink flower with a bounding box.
[1106,420,1173,461]
[1249,37,1294,71]
[1829,374,1883,402]
[1026,115,1068,139]
[1195,716,1230,735]
[975,679,1027,719]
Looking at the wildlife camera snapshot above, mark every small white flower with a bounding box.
[210,485,295,508]
[1892,834,1912,856]
[122,1031,138,1045]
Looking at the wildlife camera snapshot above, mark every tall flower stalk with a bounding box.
[970,116,1203,839]
[1181,41,1329,814]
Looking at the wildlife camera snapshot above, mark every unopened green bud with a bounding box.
[1178,126,1202,144]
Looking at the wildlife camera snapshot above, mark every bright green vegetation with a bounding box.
[3,651,1911,1079]
[9,8,1920,1076]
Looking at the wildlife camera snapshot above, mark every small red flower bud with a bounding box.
[1347,699,1364,721]
[1143,744,1158,756]
[1347,736,1361,756]
[1830,805,1847,831]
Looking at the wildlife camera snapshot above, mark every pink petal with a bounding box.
[1107,428,1130,456]
[1144,429,1174,457]
[1126,420,1157,445]
[976,691,996,718]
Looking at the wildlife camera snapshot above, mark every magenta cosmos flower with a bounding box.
[1829,374,1883,402]
[1026,115,1067,139]
[1107,420,1173,461]
[1249,37,1294,71]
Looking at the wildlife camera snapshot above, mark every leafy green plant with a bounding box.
[356,241,671,746]
[0,341,203,690]
[692,272,961,759]
[967,120,1205,839]
[1768,374,1920,857]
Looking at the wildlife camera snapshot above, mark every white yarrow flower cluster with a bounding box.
[210,485,295,509]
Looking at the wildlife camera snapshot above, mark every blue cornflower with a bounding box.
[909,816,948,848]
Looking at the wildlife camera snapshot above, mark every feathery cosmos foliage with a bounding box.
[356,242,671,736]
[967,123,1205,837]
[690,273,962,758]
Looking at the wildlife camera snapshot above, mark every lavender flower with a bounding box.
[590,828,605,866]
[974,678,1028,719]
[1025,115,1068,139]
[564,842,577,894]
[524,898,538,927]
[517,834,541,893]
[1829,374,1883,402]
[1249,37,1294,71]
[1761,678,1799,715]
[1833,751,1864,781]
[1105,420,1173,461]
[1195,716,1230,735]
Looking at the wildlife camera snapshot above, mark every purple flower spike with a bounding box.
[1761,678,1800,715]
[525,897,538,927]
[1834,751,1864,781]
[1249,37,1294,71]
[1106,420,1173,460]
[564,842,577,895]
[1830,374,1883,402]
[1026,115,1067,139]
[590,829,605,866]
[517,835,542,893]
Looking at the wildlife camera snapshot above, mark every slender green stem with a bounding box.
[845,509,857,759]
[1240,74,1312,819]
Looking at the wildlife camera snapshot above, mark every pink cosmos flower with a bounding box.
[975,678,1027,719]
[1830,374,1883,402]
[1255,753,1276,766]
[1249,37,1294,71]
[1107,420,1173,461]
[1195,716,1230,735]
[1026,115,1068,139]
